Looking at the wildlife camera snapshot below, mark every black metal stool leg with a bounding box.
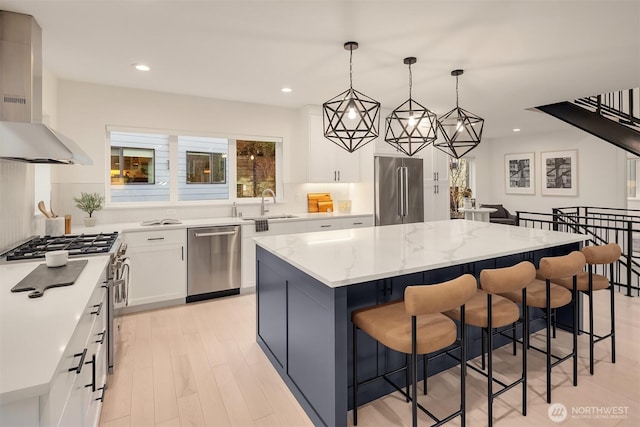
[423,354,428,395]
[481,328,486,370]
[610,263,616,364]
[589,288,594,375]
[573,278,578,387]
[405,354,410,402]
[546,279,552,403]
[353,323,358,426]
[512,321,517,356]
[411,317,418,427]
[522,290,528,416]
[487,295,494,427]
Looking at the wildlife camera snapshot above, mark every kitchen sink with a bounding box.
[242,214,298,221]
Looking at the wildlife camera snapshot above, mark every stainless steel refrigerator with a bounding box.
[374,155,424,226]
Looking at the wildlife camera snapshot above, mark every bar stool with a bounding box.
[550,243,621,374]
[500,251,586,403]
[444,261,536,427]
[351,274,477,427]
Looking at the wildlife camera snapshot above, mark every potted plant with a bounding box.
[73,192,104,227]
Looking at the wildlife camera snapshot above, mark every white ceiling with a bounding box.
[1,0,639,139]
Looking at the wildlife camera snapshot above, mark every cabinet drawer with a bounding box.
[340,216,373,229]
[48,282,105,425]
[307,220,339,232]
[124,229,185,246]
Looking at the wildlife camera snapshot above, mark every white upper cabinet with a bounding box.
[307,113,361,183]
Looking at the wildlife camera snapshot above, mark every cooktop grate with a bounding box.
[5,232,119,261]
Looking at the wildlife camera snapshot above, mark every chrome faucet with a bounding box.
[260,189,276,216]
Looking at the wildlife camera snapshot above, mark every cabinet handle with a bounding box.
[69,348,87,374]
[95,386,106,402]
[147,237,165,241]
[91,302,103,316]
[85,354,96,392]
[96,330,106,344]
[320,225,332,228]
[353,222,363,225]
[101,280,108,289]
[337,170,341,181]
[194,231,236,237]
[181,246,184,261]
[334,171,337,181]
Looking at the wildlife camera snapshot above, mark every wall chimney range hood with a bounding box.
[0,10,92,165]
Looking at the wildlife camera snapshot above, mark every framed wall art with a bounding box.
[505,152,535,194]
[541,150,578,196]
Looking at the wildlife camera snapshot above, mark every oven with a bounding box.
[107,242,129,375]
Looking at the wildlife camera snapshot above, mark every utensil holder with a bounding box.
[45,218,65,236]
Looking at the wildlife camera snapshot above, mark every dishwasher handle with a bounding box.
[194,230,237,238]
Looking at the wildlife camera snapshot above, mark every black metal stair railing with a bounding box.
[516,206,640,297]
[574,89,640,129]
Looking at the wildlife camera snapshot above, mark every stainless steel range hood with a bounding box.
[0,10,92,165]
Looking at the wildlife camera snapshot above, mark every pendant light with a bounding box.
[323,41,381,153]
[384,57,437,157]
[434,69,484,159]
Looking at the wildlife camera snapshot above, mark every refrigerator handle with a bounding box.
[402,167,409,217]
[397,167,404,217]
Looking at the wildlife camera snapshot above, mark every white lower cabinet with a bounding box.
[124,229,186,307]
[57,278,107,427]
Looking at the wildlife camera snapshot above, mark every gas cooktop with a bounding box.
[4,232,119,261]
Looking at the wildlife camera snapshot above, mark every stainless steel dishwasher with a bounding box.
[187,225,241,302]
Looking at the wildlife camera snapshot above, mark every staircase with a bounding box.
[516,206,640,297]
[537,89,640,156]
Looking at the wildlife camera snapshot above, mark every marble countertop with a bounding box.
[254,220,587,288]
[0,256,110,403]
[71,212,372,235]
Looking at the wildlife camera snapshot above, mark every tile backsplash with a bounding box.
[0,160,35,251]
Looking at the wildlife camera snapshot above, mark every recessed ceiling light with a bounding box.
[281,87,292,93]
[133,64,150,71]
[513,128,521,132]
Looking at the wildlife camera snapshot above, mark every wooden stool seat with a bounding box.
[551,272,609,291]
[501,280,572,308]
[352,300,457,355]
[550,243,622,375]
[351,274,477,427]
[445,290,520,328]
[500,251,586,404]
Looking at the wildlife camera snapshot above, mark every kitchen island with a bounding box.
[254,220,587,427]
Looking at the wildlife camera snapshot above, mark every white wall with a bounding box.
[51,80,370,226]
[474,123,628,215]
[0,68,58,249]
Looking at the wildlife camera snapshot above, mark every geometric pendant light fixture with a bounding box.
[434,69,485,159]
[384,57,438,157]
[322,41,381,153]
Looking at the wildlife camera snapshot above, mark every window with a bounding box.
[110,147,155,184]
[178,135,229,201]
[109,132,169,203]
[186,152,226,184]
[107,129,281,204]
[236,140,276,198]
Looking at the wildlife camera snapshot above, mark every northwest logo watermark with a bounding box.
[548,403,629,422]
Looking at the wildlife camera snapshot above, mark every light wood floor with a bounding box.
[100,290,640,427]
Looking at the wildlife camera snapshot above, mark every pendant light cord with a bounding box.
[456,74,459,108]
[408,62,413,99]
[349,46,353,89]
